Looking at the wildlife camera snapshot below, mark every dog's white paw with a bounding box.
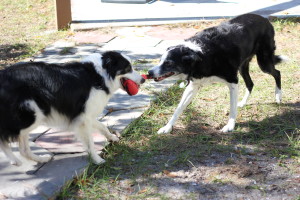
[276,98,281,104]
[157,125,173,134]
[10,159,22,166]
[275,93,282,104]
[37,154,52,163]
[92,156,106,165]
[275,87,282,104]
[237,101,246,108]
[221,123,235,133]
[108,134,120,142]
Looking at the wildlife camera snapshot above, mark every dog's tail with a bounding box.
[274,55,289,65]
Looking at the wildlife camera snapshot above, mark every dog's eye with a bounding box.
[164,60,172,66]
[126,65,133,73]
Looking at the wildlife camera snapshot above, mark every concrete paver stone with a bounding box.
[146,26,199,40]
[107,89,151,111]
[122,46,164,60]
[103,36,161,49]
[155,40,184,50]
[70,31,116,44]
[1,153,88,200]
[144,79,177,93]
[35,130,107,153]
[34,54,82,64]
[29,126,51,142]
[101,107,148,133]
[0,142,53,199]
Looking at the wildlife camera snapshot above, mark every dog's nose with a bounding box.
[141,77,145,84]
[148,70,154,77]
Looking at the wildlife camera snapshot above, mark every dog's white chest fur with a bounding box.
[81,88,111,122]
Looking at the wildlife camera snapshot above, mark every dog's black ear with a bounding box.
[102,51,120,69]
[103,57,115,68]
[182,53,202,64]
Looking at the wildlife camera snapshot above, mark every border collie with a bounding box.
[148,14,286,134]
[0,51,145,165]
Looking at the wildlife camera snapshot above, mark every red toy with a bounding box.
[122,79,139,96]
[121,74,153,96]
[142,74,152,79]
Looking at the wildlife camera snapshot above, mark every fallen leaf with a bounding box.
[163,170,178,177]
[138,189,148,194]
[127,187,134,193]
[185,132,198,135]
[202,98,216,101]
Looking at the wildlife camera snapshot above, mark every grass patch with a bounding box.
[0,0,69,67]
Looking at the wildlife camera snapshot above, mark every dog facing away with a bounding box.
[148,14,286,134]
[0,51,145,165]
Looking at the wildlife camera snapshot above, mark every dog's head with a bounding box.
[84,52,145,92]
[148,43,202,82]
[102,51,145,92]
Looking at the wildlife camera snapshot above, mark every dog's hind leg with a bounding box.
[221,83,239,132]
[75,122,105,165]
[238,60,254,107]
[158,81,200,134]
[19,130,51,163]
[256,41,282,103]
[0,140,22,166]
[258,61,282,103]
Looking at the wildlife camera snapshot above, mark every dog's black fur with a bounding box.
[0,51,144,165]
[0,62,103,141]
[0,52,128,142]
[151,14,282,89]
[148,14,284,133]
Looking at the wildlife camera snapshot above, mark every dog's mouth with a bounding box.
[154,72,175,82]
[120,78,129,90]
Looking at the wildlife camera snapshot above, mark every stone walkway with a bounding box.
[0,26,179,200]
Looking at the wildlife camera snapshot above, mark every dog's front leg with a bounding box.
[158,82,200,134]
[221,83,238,132]
[75,122,106,165]
[92,122,120,142]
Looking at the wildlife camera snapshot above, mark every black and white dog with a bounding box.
[148,14,286,134]
[0,51,145,165]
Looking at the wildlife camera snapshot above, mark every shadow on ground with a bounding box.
[0,44,30,68]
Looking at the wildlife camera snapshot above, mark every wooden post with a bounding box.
[55,0,72,30]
